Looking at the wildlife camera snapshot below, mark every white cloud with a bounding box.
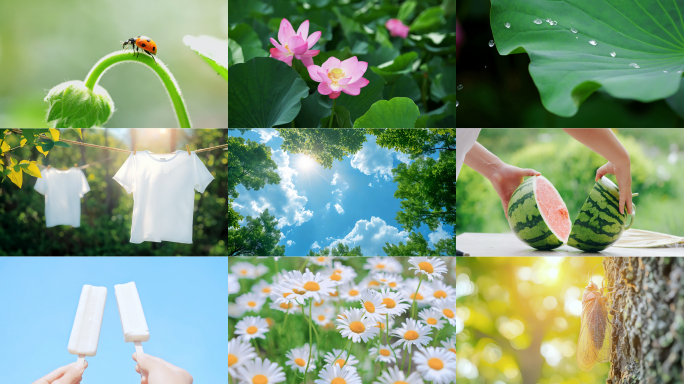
[342,182,349,190]
[332,189,342,195]
[280,233,286,240]
[350,135,395,181]
[368,183,372,187]
[287,240,296,246]
[326,217,409,256]
[255,128,279,143]
[334,204,345,215]
[331,172,339,185]
[232,149,313,229]
[326,203,331,210]
[311,241,321,250]
[428,224,451,246]
[395,152,412,164]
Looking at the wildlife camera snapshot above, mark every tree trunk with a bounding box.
[605,257,683,384]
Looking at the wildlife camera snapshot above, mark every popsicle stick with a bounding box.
[135,341,144,357]
[77,354,85,365]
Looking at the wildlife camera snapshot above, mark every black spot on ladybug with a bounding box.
[153,47,156,51]
[147,39,151,42]
[142,43,146,47]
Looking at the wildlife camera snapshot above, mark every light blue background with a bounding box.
[0,257,227,383]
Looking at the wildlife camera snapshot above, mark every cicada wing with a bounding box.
[577,306,598,371]
[595,304,612,363]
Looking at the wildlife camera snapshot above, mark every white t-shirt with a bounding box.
[34,167,90,228]
[113,150,215,244]
[456,128,481,180]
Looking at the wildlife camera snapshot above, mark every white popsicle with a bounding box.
[115,281,149,357]
[67,285,107,365]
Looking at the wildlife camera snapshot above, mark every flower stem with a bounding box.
[432,327,442,346]
[252,338,262,358]
[274,258,279,282]
[407,355,412,376]
[83,50,191,128]
[328,98,336,128]
[299,257,309,272]
[303,299,314,382]
[387,314,399,363]
[334,338,351,362]
[411,274,425,319]
[342,340,354,367]
[229,373,234,384]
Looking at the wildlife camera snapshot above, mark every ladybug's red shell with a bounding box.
[135,36,157,55]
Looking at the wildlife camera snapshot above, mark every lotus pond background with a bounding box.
[456,129,684,240]
[456,257,610,384]
[0,0,227,128]
[228,0,457,128]
[456,1,684,127]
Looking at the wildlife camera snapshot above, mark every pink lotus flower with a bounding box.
[269,19,321,67]
[385,18,410,38]
[307,56,369,99]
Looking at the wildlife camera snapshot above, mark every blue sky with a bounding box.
[0,257,227,383]
[230,129,454,256]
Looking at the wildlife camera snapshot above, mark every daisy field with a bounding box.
[229,256,456,384]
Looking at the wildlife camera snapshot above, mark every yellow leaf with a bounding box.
[1,140,9,153]
[0,158,3,165]
[20,138,27,147]
[23,161,42,179]
[49,128,60,142]
[72,128,82,139]
[36,145,49,157]
[8,168,22,188]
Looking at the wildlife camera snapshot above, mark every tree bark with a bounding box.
[605,257,683,384]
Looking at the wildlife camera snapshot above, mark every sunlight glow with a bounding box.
[299,155,315,169]
[547,268,559,281]
[160,129,167,133]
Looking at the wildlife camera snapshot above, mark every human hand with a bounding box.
[133,353,193,384]
[32,361,88,384]
[488,164,541,218]
[595,161,633,215]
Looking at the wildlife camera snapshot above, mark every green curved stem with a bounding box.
[83,50,191,128]
[328,98,336,128]
[411,274,425,319]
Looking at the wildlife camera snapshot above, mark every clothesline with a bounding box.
[40,135,229,154]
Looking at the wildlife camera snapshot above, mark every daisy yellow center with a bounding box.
[252,375,268,384]
[331,378,346,384]
[443,309,454,318]
[280,302,292,309]
[379,349,390,356]
[335,359,346,367]
[262,287,271,293]
[295,358,306,366]
[418,261,434,273]
[240,270,247,275]
[350,321,366,333]
[376,264,385,269]
[369,280,380,287]
[449,348,456,354]
[394,382,408,384]
[411,293,423,300]
[335,269,343,274]
[328,68,345,86]
[364,301,375,312]
[283,292,292,298]
[330,291,339,297]
[427,318,437,325]
[389,282,397,288]
[304,281,320,291]
[382,298,396,308]
[349,289,359,296]
[248,301,256,307]
[434,290,447,298]
[404,330,419,340]
[266,318,274,327]
[293,288,305,294]
[315,299,325,307]
[246,326,258,334]
[318,257,326,262]
[428,357,444,370]
[376,321,385,329]
[330,274,342,281]
[318,315,326,321]
[228,354,238,366]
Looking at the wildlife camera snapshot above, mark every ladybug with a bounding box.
[122,36,157,64]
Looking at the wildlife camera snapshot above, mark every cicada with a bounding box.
[577,266,613,371]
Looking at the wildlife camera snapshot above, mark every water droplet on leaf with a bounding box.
[571,28,578,33]
[629,63,640,68]
[664,70,668,73]
[589,40,597,46]
[457,84,464,90]
[610,52,616,57]
[505,22,510,28]
[456,101,459,107]
[534,18,543,25]
[489,40,495,47]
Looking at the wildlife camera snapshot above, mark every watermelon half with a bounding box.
[507,176,572,250]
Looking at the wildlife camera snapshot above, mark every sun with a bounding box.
[299,155,315,169]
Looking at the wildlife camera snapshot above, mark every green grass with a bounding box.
[228,256,456,383]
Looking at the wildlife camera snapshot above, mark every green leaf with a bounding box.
[430,70,457,103]
[384,74,421,101]
[229,24,269,62]
[397,1,417,22]
[410,6,445,33]
[335,70,387,125]
[371,51,419,83]
[353,97,420,128]
[320,105,352,128]
[228,57,310,128]
[183,35,228,81]
[228,39,244,67]
[295,93,331,128]
[37,140,55,153]
[491,0,684,117]
[53,141,70,148]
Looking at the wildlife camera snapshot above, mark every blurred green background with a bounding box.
[456,129,684,237]
[0,128,228,255]
[0,0,227,128]
[456,257,609,384]
[455,1,684,127]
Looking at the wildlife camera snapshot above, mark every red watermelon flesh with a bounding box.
[535,176,571,242]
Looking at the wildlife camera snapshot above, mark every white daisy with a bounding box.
[285,345,316,373]
[235,357,286,384]
[323,348,359,371]
[231,262,256,278]
[234,316,269,341]
[314,364,361,384]
[281,269,337,303]
[323,262,357,285]
[418,308,446,330]
[228,338,257,377]
[363,257,403,274]
[378,288,411,317]
[372,272,403,290]
[391,318,433,353]
[236,292,266,313]
[228,274,241,294]
[229,304,246,319]
[359,275,384,291]
[336,308,380,343]
[254,264,269,278]
[313,297,329,309]
[441,337,456,355]
[359,289,388,321]
[372,366,424,384]
[310,256,333,267]
[252,280,275,297]
[372,317,395,334]
[401,278,434,304]
[268,299,299,313]
[413,346,456,384]
[312,306,334,327]
[368,344,400,364]
[432,298,456,326]
[430,280,456,301]
[408,257,448,281]
[339,285,363,302]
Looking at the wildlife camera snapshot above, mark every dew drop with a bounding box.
[505,22,511,28]
[610,52,616,57]
[678,70,683,73]
[484,65,487,68]
[664,70,669,73]
[456,101,460,107]
[551,21,557,26]
[589,40,597,46]
[571,28,578,33]
[457,84,464,90]
[629,63,640,68]
[489,40,495,47]
[534,18,543,25]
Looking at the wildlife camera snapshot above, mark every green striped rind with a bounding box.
[567,178,628,252]
[507,177,563,250]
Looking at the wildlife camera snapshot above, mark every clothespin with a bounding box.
[47,165,51,170]
[134,145,137,155]
[74,163,78,168]
[186,145,191,155]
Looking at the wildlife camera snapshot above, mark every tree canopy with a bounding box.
[228,209,285,256]
[276,128,367,169]
[307,242,364,256]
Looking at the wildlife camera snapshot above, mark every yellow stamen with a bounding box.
[328,68,345,86]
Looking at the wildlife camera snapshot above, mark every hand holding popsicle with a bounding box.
[32,362,88,384]
[132,353,194,384]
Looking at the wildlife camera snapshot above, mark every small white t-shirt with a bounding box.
[113,150,215,244]
[34,167,90,228]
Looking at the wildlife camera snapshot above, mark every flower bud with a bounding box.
[44,80,114,128]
